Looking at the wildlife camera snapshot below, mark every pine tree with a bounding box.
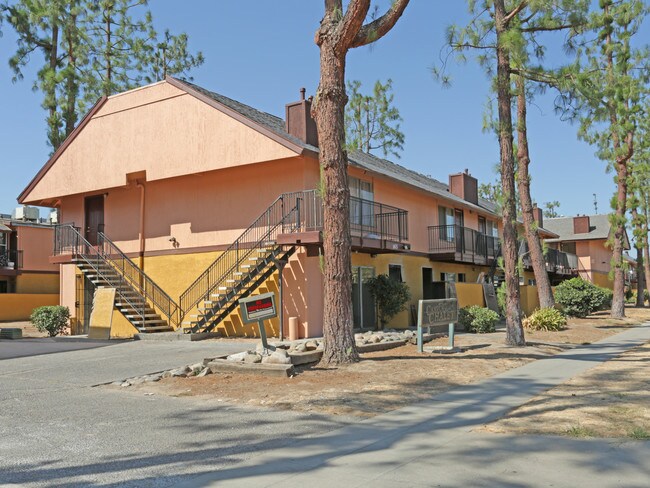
[555,0,649,318]
[312,0,410,366]
[345,79,404,159]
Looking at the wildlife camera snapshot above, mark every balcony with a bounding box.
[0,249,23,274]
[277,190,409,252]
[428,225,499,265]
[519,241,578,275]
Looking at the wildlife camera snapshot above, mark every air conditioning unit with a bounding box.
[12,206,39,222]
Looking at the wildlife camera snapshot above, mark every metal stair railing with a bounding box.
[97,231,182,328]
[53,224,148,327]
[179,192,308,316]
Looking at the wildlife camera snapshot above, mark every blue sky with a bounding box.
[0,1,640,218]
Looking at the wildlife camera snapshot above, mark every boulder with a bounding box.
[196,367,212,377]
[227,351,248,362]
[262,350,292,365]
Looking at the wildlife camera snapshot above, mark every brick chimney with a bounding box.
[285,88,318,147]
[449,169,478,205]
[532,204,544,228]
[573,215,590,234]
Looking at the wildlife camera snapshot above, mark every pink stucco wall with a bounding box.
[15,226,58,272]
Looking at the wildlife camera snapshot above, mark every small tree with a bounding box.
[544,201,562,218]
[30,305,70,337]
[366,274,410,329]
[345,78,404,159]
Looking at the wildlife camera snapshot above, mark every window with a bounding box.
[458,273,466,283]
[438,206,455,241]
[528,279,536,286]
[389,264,403,283]
[519,276,525,285]
[486,220,499,238]
[440,272,456,282]
[561,242,576,254]
[349,177,374,227]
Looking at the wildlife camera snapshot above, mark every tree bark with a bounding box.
[495,0,525,346]
[636,245,644,307]
[312,0,409,365]
[312,36,358,365]
[643,203,650,304]
[515,74,554,309]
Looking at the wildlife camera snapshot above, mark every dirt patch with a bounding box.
[482,341,650,439]
[0,320,48,338]
[126,307,650,418]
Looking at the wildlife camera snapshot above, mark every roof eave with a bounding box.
[18,96,109,205]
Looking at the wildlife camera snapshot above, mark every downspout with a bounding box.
[136,182,146,284]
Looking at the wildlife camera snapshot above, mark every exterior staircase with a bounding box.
[54,224,182,333]
[179,192,308,334]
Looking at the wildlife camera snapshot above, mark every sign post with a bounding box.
[416,298,459,353]
[239,292,278,352]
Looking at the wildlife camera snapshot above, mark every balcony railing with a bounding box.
[282,190,409,243]
[519,241,578,274]
[0,249,23,270]
[428,225,499,264]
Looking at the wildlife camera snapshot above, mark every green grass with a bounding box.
[628,427,650,440]
[565,425,596,438]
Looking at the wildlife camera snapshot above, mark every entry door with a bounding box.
[352,266,376,329]
[454,209,464,252]
[422,268,434,300]
[85,195,104,246]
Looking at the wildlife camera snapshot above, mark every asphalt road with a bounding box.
[0,339,352,487]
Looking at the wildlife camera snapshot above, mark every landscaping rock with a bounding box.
[293,342,308,353]
[227,352,248,362]
[244,352,263,364]
[162,370,173,379]
[262,350,292,365]
[196,367,212,377]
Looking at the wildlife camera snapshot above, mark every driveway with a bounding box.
[0,339,352,487]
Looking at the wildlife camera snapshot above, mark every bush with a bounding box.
[554,278,611,317]
[30,306,70,337]
[366,274,411,328]
[458,305,499,334]
[523,307,567,331]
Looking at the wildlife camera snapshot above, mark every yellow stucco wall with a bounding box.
[110,309,139,338]
[520,285,541,316]
[351,253,489,329]
[592,271,614,289]
[15,273,60,294]
[0,294,59,321]
[142,250,223,302]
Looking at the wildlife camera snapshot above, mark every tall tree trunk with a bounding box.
[515,75,554,309]
[47,22,61,149]
[312,16,358,366]
[64,4,78,137]
[643,203,650,304]
[610,160,628,318]
[636,246,645,307]
[495,0,524,346]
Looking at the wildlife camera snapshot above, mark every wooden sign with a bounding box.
[417,298,458,327]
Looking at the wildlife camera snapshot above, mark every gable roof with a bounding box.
[544,214,612,242]
[167,78,503,218]
[19,77,503,220]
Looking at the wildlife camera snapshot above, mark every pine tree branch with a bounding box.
[503,1,528,26]
[336,0,370,53]
[351,0,410,49]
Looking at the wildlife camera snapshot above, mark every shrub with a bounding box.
[458,305,499,333]
[554,278,610,317]
[366,274,411,328]
[496,282,506,317]
[523,307,567,331]
[30,306,70,337]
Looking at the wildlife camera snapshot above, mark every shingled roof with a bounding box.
[544,214,615,242]
[174,78,500,217]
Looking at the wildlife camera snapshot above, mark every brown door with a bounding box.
[84,195,104,245]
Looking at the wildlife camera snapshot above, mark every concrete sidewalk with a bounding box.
[180,322,650,488]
